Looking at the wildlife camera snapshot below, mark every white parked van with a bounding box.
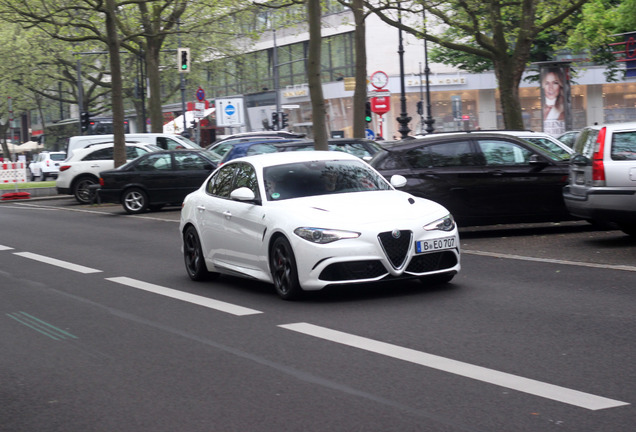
[65,133,201,159]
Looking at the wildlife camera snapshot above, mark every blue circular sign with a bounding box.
[225,104,236,116]
[196,87,205,101]
[365,128,375,140]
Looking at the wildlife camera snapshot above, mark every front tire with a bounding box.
[122,188,148,214]
[183,226,218,281]
[73,176,98,204]
[270,237,302,300]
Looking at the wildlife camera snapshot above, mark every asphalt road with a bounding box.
[1,196,635,431]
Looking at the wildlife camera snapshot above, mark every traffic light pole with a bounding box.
[76,59,85,134]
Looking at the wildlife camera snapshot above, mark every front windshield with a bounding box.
[263,159,391,201]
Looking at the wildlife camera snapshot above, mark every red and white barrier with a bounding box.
[0,161,27,184]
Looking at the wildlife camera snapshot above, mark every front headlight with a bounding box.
[424,214,456,232]
[294,227,361,244]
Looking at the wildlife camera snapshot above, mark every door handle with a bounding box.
[196,205,205,212]
[223,210,232,219]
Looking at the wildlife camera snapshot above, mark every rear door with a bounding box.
[172,151,215,200]
[605,128,636,189]
[131,152,180,203]
[395,139,488,220]
[475,137,569,219]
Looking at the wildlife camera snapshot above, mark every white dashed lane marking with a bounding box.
[279,322,630,411]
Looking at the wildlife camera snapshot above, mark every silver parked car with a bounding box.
[563,122,636,236]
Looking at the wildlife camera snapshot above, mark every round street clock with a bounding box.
[370,71,389,89]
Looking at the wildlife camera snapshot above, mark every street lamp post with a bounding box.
[396,4,411,139]
[422,9,435,134]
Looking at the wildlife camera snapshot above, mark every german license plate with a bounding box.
[416,236,456,253]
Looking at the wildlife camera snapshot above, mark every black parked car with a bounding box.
[98,149,216,214]
[369,132,575,226]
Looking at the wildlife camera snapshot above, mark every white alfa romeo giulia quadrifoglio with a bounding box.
[180,151,460,300]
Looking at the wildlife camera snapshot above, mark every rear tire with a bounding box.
[183,226,218,281]
[122,187,148,214]
[73,176,98,204]
[270,237,302,300]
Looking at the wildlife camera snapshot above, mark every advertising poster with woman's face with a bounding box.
[541,65,570,137]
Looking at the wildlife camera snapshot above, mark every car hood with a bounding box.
[273,190,451,227]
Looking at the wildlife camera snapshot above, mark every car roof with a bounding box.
[213,131,306,142]
[71,142,153,156]
[582,122,636,131]
[228,149,361,168]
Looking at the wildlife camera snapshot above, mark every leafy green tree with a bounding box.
[565,0,636,81]
[365,0,588,130]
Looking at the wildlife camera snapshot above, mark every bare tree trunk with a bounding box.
[306,0,328,150]
[493,59,524,130]
[352,0,367,138]
[146,40,163,133]
[105,0,127,167]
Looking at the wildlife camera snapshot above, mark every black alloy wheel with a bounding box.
[183,226,218,281]
[270,236,302,300]
[74,176,98,204]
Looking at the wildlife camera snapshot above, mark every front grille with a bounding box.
[319,260,387,281]
[378,230,412,269]
[405,251,458,273]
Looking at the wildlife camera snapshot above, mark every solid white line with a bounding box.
[106,276,262,316]
[13,252,102,274]
[464,249,636,272]
[280,322,629,411]
[0,245,14,251]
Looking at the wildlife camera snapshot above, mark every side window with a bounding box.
[206,165,235,198]
[83,148,114,161]
[611,131,636,160]
[429,141,477,167]
[246,143,278,156]
[175,152,209,170]
[165,138,185,150]
[156,137,167,150]
[477,140,533,165]
[405,147,433,168]
[233,163,260,200]
[126,146,148,159]
[136,153,172,171]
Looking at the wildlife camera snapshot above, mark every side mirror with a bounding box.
[529,154,549,165]
[230,187,256,202]
[571,154,590,166]
[390,174,407,188]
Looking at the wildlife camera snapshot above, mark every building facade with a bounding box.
[192,8,636,140]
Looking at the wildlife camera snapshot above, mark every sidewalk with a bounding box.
[1,186,66,202]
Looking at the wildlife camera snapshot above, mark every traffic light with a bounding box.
[365,101,372,123]
[417,101,424,115]
[271,112,279,130]
[178,48,190,73]
[80,111,91,132]
[281,112,289,129]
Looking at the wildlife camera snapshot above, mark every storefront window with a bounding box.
[603,82,636,124]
